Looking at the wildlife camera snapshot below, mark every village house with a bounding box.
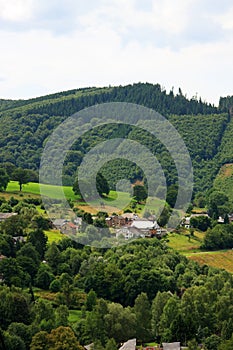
[12,236,26,244]
[116,339,185,350]
[60,221,78,235]
[228,214,233,222]
[218,214,233,224]
[52,217,81,235]
[131,218,165,237]
[181,213,210,229]
[116,226,144,240]
[105,215,128,227]
[217,216,225,224]
[74,216,82,228]
[108,214,165,240]
[52,218,68,230]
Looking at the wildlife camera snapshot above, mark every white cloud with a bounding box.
[212,5,233,30]
[0,0,34,21]
[79,0,193,38]
[0,0,233,103]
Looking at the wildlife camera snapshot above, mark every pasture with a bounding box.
[188,250,233,273]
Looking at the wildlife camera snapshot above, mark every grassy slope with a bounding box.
[6,181,166,215]
[188,250,233,273]
[167,231,205,253]
[7,181,78,200]
[44,230,64,243]
[167,230,233,274]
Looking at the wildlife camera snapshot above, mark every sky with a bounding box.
[0,0,233,104]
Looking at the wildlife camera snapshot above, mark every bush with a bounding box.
[49,279,61,293]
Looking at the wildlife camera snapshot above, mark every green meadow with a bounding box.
[6,181,166,215]
[6,181,78,200]
[44,230,65,243]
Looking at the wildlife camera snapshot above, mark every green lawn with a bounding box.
[68,310,82,323]
[7,181,79,200]
[6,181,169,217]
[44,230,65,243]
[167,231,205,253]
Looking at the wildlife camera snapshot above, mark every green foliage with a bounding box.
[12,168,36,191]
[28,229,48,259]
[7,322,33,349]
[45,242,61,274]
[190,216,212,231]
[0,285,31,328]
[105,338,117,350]
[0,257,30,287]
[187,339,199,350]
[4,331,26,350]
[133,185,148,202]
[104,303,136,343]
[35,264,55,289]
[73,172,109,199]
[55,305,69,327]
[218,334,233,350]
[202,224,233,250]
[134,292,152,342]
[86,290,97,311]
[0,168,9,191]
[49,279,61,293]
[204,334,221,350]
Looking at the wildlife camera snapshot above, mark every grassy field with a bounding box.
[6,181,78,200]
[44,230,65,243]
[188,250,233,273]
[167,231,233,273]
[6,181,166,216]
[167,231,205,253]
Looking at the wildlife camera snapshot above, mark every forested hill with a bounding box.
[0,82,233,193]
[0,83,219,116]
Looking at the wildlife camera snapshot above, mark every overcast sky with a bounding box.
[0,0,233,104]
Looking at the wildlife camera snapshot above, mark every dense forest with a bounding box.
[0,82,233,195]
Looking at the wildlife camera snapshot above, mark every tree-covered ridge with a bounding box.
[0,83,219,117]
[0,87,110,114]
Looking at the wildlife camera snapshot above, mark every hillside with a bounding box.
[214,163,233,201]
[0,82,233,194]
